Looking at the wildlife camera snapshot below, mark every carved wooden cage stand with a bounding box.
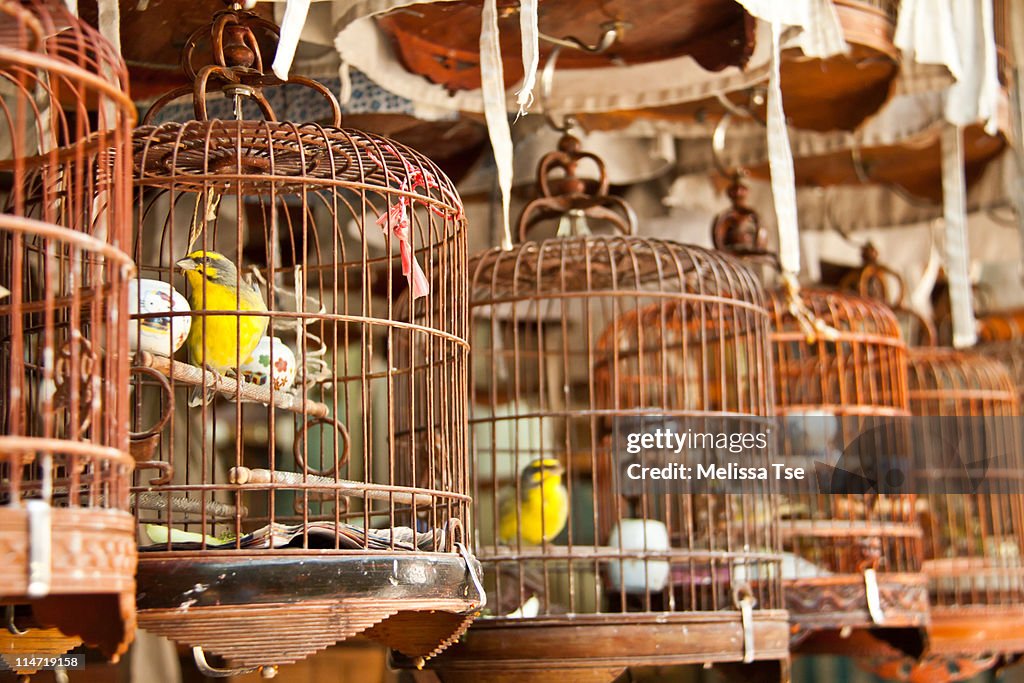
[403,133,790,683]
[0,0,137,670]
[126,7,479,675]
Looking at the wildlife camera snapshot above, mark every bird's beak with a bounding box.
[175,257,197,272]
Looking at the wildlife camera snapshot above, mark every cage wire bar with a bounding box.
[0,0,137,666]
[127,6,478,674]
[407,132,789,683]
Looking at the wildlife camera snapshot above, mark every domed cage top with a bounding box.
[415,132,788,680]
[764,287,929,645]
[126,6,477,673]
[904,347,1024,656]
[0,0,136,664]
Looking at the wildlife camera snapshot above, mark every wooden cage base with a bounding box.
[856,610,1024,683]
[395,610,792,682]
[0,508,137,660]
[136,552,482,668]
[785,573,929,645]
[925,608,1024,657]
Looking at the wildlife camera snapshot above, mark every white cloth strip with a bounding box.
[766,21,801,275]
[515,0,539,117]
[940,123,978,348]
[480,0,514,250]
[273,0,312,80]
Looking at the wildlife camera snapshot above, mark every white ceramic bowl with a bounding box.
[606,519,671,593]
[128,278,191,355]
[239,336,297,392]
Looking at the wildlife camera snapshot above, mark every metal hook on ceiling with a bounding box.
[538,20,626,53]
[711,111,736,179]
[537,21,624,133]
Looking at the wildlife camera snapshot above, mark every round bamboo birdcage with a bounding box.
[0,0,137,670]
[765,288,929,653]
[858,348,1024,681]
[127,7,478,675]
[407,133,789,683]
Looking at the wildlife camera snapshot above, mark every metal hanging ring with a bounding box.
[293,416,351,477]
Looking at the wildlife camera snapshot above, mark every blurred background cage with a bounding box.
[0,0,137,669]
[764,287,928,653]
[126,6,479,676]
[862,347,1024,682]
[763,285,930,654]
[712,171,929,654]
[409,132,789,683]
[841,256,1024,681]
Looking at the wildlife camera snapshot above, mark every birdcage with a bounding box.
[978,313,1024,411]
[0,0,137,669]
[127,6,478,676]
[404,132,788,683]
[764,287,929,653]
[857,347,1024,681]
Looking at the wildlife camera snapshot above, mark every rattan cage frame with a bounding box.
[0,0,137,666]
[764,287,929,654]
[407,133,790,682]
[125,6,480,673]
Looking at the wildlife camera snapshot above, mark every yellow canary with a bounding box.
[498,458,569,545]
[176,250,268,374]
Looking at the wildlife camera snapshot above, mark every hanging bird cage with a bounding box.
[709,169,929,653]
[764,286,928,653]
[978,313,1024,409]
[0,0,137,669]
[859,347,1024,682]
[841,254,1024,680]
[127,6,479,675]
[403,132,789,683]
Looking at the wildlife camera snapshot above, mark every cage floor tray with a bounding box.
[135,552,482,668]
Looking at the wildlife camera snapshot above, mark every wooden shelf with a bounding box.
[135,351,329,418]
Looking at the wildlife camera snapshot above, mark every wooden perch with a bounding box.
[136,351,329,418]
[133,492,245,520]
[229,466,435,507]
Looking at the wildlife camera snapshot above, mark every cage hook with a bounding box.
[537,22,622,133]
[5,606,26,636]
[538,20,625,54]
[455,542,487,614]
[192,646,261,678]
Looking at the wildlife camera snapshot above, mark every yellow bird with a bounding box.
[176,250,268,375]
[498,458,569,545]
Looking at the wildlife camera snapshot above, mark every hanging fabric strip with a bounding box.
[273,0,312,81]
[481,0,514,250]
[797,0,848,58]
[977,0,999,136]
[893,0,963,80]
[97,0,120,56]
[337,59,353,106]
[940,123,977,348]
[734,0,846,58]
[515,0,539,117]
[765,21,800,276]
[1010,0,1024,278]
